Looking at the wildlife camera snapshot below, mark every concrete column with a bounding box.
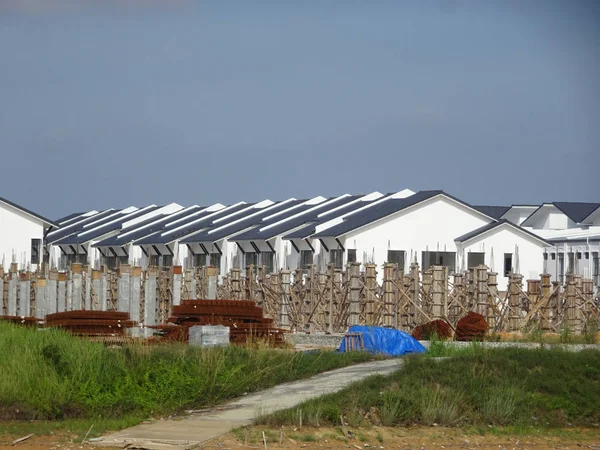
[35,278,46,319]
[508,274,523,331]
[382,263,395,327]
[117,264,131,313]
[100,270,108,311]
[365,264,377,326]
[18,272,30,317]
[129,266,142,322]
[8,263,18,316]
[172,266,182,306]
[84,265,92,310]
[57,272,67,312]
[487,271,498,330]
[231,268,241,300]
[47,271,58,315]
[91,269,102,311]
[280,269,290,329]
[206,266,218,300]
[71,263,83,310]
[144,267,158,337]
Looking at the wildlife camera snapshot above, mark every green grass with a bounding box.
[0,322,374,422]
[256,347,600,428]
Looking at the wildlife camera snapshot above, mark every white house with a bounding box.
[307,191,549,290]
[0,195,58,271]
[521,202,600,285]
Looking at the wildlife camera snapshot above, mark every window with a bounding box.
[330,249,344,270]
[576,252,582,260]
[300,250,313,270]
[467,252,485,268]
[503,253,513,277]
[193,253,205,268]
[593,252,599,284]
[387,250,405,269]
[118,256,129,266]
[551,253,556,260]
[104,256,117,270]
[31,238,41,265]
[422,251,456,273]
[149,255,159,266]
[162,255,173,267]
[584,252,590,260]
[261,251,274,273]
[347,249,357,263]
[209,253,221,272]
[245,252,259,267]
[543,253,548,261]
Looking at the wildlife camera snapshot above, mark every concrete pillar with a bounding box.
[100,270,108,311]
[172,265,182,306]
[72,263,83,310]
[35,278,47,319]
[57,272,67,312]
[66,272,73,311]
[206,266,218,300]
[117,264,131,313]
[475,265,489,319]
[280,269,291,328]
[84,265,92,310]
[47,271,58,315]
[245,265,254,301]
[410,263,420,324]
[91,269,102,311]
[144,267,158,337]
[231,268,241,300]
[431,266,446,320]
[382,263,395,327]
[130,266,142,322]
[508,274,523,331]
[18,272,30,317]
[8,263,18,316]
[487,271,498,330]
[365,263,377,326]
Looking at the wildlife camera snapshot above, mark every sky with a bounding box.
[0,0,599,219]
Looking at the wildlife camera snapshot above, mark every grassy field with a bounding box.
[256,347,600,429]
[0,322,373,422]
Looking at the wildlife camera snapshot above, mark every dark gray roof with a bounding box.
[231,196,363,242]
[552,202,600,223]
[0,195,59,227]
[283,196,383,240]
[92,206,205,248]
[46,209,119,244]
[182,200,306,244]
[473,205,511,220]
[455,219,552,245]
[135,203,250,245]
[55,212,86,224]
[312,191,497,239]
[55,207,160,245]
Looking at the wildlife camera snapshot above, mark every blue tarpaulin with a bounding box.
[338,326,426,357]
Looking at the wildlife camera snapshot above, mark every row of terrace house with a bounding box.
[2,190,599,291]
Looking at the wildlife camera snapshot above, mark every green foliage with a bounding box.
[560,325,572,344]
[0,322,372,420]
[583,319,599,344]
[259,348,600,428]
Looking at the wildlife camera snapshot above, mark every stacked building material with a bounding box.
[412,319,453,340]
[165,299,286,345]
[45,310,135,337]
[0,316,38,326]
[455,312,488,341]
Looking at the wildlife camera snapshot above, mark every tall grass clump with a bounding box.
[0,322,373,420]
[259,347,600,428]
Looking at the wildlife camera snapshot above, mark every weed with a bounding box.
[376,431,384,443]
[583,319,599,344]
[560,325,572,344]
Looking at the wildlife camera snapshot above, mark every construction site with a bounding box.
[1,260,599,344]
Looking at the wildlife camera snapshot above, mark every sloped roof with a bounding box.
[0,195,58,227]
[312,191,496,239]
[455,219,552,246]
[552,202,600,224]
[473,205,511,220]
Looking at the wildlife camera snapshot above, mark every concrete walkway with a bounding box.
[98,359,403,449]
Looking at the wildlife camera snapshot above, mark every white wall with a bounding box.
[0,203,47,271]
[502,207,537,225]
[457,227,547,290]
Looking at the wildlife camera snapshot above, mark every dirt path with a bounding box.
[96,359,403,449]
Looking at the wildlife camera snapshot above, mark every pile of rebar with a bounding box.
[45,310,135,337]
[154,299,286,345]
[0,315,38,326]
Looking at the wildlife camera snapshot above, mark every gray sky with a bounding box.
[1,0,598,219]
